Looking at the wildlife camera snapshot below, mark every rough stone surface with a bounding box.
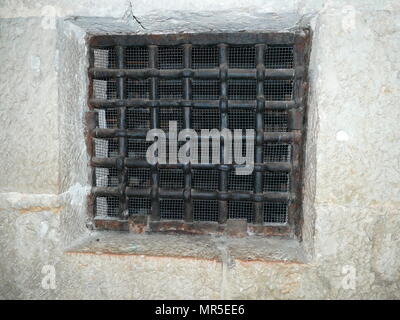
[0,0,399,299]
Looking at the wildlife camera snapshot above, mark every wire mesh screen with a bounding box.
[90,33,307,235]
[263,171,290,192]
[95,108,119,129]
[263,143,291,162]
[228,80,257,100]
[263,202,288,224]
[228,201,255,222]
[264,80,293,101]
[192,46,219,69]
[192,108,220,130]
[160,199,184,220]
[159,169,184,188]
[128,198,151,215]
[228,46,256,68]
[159,107,184,131]
[93,79,117,99]
[94,48,117,69]
[126,107,151,130]
[127,139,152,160]
[228,170,254,192]
[193,200,219,221]
[94,138,119,157]
[158,80,183,99]
[192,80,220,100]
[128,168,151,188]
[264,110,289,132]
[192,169,219,190]
[95,167,119,187]
[125,79,150,99]
[158,46,184,69]
[228,108,255,129]
[96,196,119,216]
[125,47,149,69]
[265,46,294,69]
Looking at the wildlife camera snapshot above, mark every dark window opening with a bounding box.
[88,32,310,237]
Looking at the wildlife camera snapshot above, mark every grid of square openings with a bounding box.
[192,169,219,190]
[125,47,149,69]
[160,199,184,220]
[126,107,151,130]
[94,138,119,158]
[159,107,184,131]
[96,196,119,216]
[94,48,117,69]
[264,46,294,69]
[192,108,220,130]
[264,110,289,132]
[192,80,220,100]
[95,108,119,129]
[228,170,254,192]
[228,46,256,68]
[228,108,255,129]
[263,171,289,192]
[128,198,151,215]
[228,200,254,223]
[128,168,151,188]
[125,79,149,99]
[93,79,117,99]
[158,46,184,69]
[263,143,291,162]
[159,169,184,188]
[192,46,219,69]
[95,167,118,187]
[193,200,219,221]
[263,202,288,224]
[128,139,152,160]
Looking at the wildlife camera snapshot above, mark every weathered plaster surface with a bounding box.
[0,0,399,299]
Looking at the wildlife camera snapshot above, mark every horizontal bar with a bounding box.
[93,128,147,139]
[92,157,293,172]
[89,67,298,80]
[89,98,297,110]
[92,187,121,197]
[120,188,292,202]
[89,32,298,47]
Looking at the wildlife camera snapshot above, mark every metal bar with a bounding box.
[89,32,297,47]
[148,45,160,221]
[218,43,228,224]
[89,98,297,110]
[89,67,297,80]
[254,43,266,224]
[116,45,127,218]
[183,44,193,222]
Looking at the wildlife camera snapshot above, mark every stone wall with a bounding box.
[0,0,399,299]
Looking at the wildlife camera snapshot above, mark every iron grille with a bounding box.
[88,32,310,237]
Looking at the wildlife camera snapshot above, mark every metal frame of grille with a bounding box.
[87,32,310,237]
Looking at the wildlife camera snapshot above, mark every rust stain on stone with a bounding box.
[19,206,63,215]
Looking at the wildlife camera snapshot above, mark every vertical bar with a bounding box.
[116,46,127,218]
[149,45,160,221]
[254,44,266,224]
[218,43,228,224]
[183,44,193,222]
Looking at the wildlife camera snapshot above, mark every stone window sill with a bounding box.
[66,231,307,264]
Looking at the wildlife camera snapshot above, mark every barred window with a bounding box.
[88,32,310,237]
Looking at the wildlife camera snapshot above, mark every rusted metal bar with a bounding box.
[183,44,193,223]
[89,67,297,80]
[254,43,266,224]
[89,98,297,110]
[218,43,228,224]
[148,45,160,222]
